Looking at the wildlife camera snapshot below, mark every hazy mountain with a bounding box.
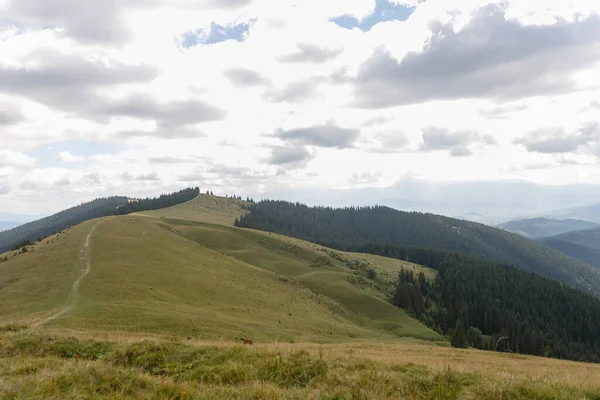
[252,180,600,225]
[497,218,599,239]
[529,203,600,224]
[0,221,20,232]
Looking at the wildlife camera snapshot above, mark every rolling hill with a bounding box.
[0,194,439,343]
[235,201,600,295]
[538,227,600,270]
[4,194,600,398]
[497,217,599,238]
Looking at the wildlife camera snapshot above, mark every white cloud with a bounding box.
[1,0,600,214]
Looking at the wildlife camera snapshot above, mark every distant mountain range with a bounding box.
[251,180,600,225]
[497,218,599,239]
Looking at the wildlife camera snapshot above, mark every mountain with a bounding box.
[538,227,600,270]
[530,203,600,224]
[0,221,20,232]
[235,201,600,295]
[249,179,600,225]
[542,227,600,250]
[0,194,439,343]
[497,217,599,238]
[0,188,200,253]
[4,191,600,398]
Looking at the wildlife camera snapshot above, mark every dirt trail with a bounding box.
[31,224,98,328]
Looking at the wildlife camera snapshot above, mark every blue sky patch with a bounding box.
[331,0,416,32]
[181,19,255,48]
[28,141,130,168]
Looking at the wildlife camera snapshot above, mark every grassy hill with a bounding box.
[497,217,599,238]
[0,195,439,343]
[236,201,600,295]
[3,194,600,398]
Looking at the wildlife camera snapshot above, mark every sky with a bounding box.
[1,0,600,215]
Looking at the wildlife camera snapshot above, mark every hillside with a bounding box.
[0,195,439,343]
[538,227,600,270]
[497,217,599,238]
[541,227,600,250]
[235,201,600,295]
[0,197,128,253]
[4,194,600,397]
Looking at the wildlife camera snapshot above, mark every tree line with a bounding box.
[107,187,199,215]
[234,200,600,295]
[235,200,600,363]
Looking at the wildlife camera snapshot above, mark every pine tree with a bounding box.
[451,320,468,348]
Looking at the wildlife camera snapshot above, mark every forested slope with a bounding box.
[108,187,199,215]
[393,254,600,363]
[235,201,600,295]
[0,197,127,252]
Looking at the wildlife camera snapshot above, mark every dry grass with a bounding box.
[2,328,599,399]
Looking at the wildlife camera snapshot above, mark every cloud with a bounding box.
[267,146,314,166]
[420,126,496,156]
[368,130,410,153]
[0,151,35,168]
[514,123,600,154]
[0,185,10,195]
[353,5,600,108]
[279,43,342,64]
[122,171,160,181]
[224,68,269,87]
[263,79,320,103]
[58,151,85,163]
[0,49,158,112]
[95,95,226,132]
[2,0,144,45]
[0,99,25,125]
[274,123,361,149]
[480,103,528,119]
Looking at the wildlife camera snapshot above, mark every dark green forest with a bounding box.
[393,254,600,363]
[235,200,600,295]
[0,197,127,253]
[540,238,600,270]
[107,187,199,215]
[235,200,600,362]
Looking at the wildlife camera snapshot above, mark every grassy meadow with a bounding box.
[1,194,599,398]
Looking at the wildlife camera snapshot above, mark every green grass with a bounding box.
[2,329,599,399]
[135,194,248,226]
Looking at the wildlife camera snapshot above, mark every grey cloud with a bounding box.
[514,124,599,154]
[267,146,313,166]
[4,0,151,45]
[450,147,473,157]
[204,0,254,9]
[480,103,528,119]
[353,5,600,108]
[274,123,360,149]
[207,164,247,176]
[279,43,342,64]
[420,126,495,155]
[98,95,225,129]
[224,68,269,87]
[0,185,10,195]
[148,156,200,164]
[362,115,393,127]
[263,79,320,103]
[122,171,160,181]
[0,49,158,112]
[369,131,409,153]
[0,106,25,125]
